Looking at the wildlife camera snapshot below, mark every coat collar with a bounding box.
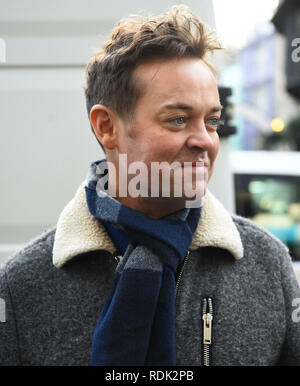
[53,181,244,268]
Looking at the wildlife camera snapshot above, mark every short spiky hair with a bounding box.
[84,5,222,142]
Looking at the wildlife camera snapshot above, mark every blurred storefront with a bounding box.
[230,151,300,261]
[216,0,300,265]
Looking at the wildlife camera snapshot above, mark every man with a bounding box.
[1,5,300,366]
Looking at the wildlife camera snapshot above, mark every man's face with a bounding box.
[113,57,221,208]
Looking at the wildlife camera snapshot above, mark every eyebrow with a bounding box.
[159,103,223,113]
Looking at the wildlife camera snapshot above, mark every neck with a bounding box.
[113,194,187,219]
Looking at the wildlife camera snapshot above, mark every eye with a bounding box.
[206,117,223,129]
[169,116,187,126]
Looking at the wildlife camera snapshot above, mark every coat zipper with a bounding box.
[114,251,191,283]
[175,250,191,297]
[202,297,213,366]
[175,254,214,366]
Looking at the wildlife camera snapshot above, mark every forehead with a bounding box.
[133,57,220,110]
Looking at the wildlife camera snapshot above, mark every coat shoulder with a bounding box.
[1,227,56,273]
[231,214,291,265]
[0,228,58,295]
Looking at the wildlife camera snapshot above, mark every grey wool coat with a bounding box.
[1,181,300,366]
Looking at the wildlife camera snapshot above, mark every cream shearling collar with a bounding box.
[53,181,244,268]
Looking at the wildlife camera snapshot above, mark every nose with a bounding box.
[185,121,215,151]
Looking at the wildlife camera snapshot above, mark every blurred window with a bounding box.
[234,174,300,261]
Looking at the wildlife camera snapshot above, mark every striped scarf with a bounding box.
[85,159,201,365]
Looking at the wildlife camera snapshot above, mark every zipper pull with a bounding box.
[114,255,122,263]
[202,312,213,344]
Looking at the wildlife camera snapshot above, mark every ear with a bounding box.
[89,105,117,150]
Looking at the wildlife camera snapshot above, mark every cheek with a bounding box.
[207,134,219,179]
[143,133,181,161]
[210,133,219,163]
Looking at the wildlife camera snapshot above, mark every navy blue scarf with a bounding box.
[85,160,201,366]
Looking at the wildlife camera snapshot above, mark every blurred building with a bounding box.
[240,25,276,150]
[272,0,300,101]
[222,17,299,150]
[218,3,300,265]
[226,23,299,151]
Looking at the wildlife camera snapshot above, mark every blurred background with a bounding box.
[0,0,299,280]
